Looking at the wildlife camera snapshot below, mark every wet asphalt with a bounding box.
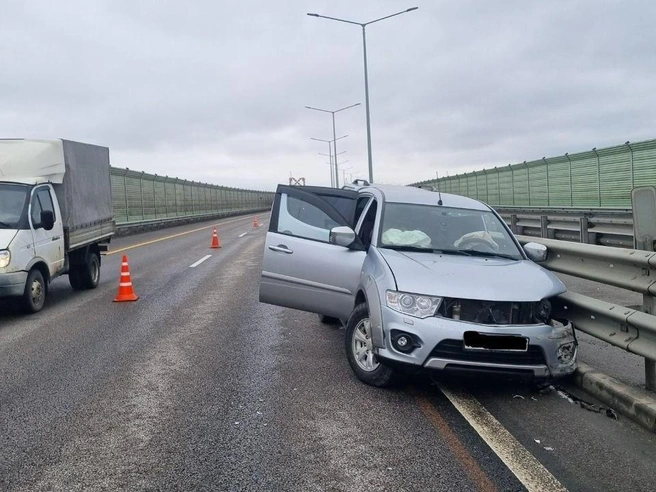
[1,215,655,491]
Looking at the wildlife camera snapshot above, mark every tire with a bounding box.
[345,303,397,387]
[318,314,340,325]
[22,269,46,313]
[79,252,101,290]
[69,268,84,290]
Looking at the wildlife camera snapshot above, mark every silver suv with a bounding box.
[259,183,577,387]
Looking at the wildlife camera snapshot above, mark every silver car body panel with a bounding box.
[378,249,567,301]
[260,232,365,320]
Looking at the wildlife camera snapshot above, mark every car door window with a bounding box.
[277,193,340,243]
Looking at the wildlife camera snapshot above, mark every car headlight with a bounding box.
[386,290,442,319]
[0,250,10,268]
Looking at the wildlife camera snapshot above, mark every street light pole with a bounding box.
[311,135,348,188]
[306,104,360,188]
[361,25,373,184]
[307,8,418,184]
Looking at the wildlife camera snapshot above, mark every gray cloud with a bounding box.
[1,0,654,189]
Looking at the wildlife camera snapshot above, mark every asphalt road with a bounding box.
[1,214,655,491]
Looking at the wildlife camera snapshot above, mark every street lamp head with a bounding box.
[307,13,319,17]
[406,7,419,12]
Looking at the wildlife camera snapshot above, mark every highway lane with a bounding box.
[1,215,655,491]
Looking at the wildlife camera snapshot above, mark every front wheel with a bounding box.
[23,269,46,313]
[345,303,397,387]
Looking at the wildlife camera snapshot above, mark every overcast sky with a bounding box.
[2,0,655,190]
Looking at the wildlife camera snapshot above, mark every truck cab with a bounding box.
[0,181,64,309]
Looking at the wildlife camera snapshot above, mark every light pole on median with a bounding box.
[307,7,418,184]
[306,103,360,188]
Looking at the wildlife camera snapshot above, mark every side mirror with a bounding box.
[329,226,356,248]
[523,242,548,262]
[40,210,55,231]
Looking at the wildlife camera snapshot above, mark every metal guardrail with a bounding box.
[516,235,656,391]
[498,207,635,248]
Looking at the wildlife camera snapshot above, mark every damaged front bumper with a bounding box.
[374,306,578,379]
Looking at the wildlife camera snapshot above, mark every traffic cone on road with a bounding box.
[210,227,222,249]
[253,216,259,228]
[114,255,139,302]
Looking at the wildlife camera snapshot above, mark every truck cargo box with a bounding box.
[0,138,115,250]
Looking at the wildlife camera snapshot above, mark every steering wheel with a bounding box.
[456,236,498,253]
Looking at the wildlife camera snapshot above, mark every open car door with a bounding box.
[259,185,365,320]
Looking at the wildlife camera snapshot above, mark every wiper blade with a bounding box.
[462,250,520,260]
[381,244,436,253]
[435,249,473,256]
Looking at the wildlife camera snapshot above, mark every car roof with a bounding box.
[348,183,490,211]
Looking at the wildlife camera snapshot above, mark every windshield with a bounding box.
[0,183,31,229]
[379,203,523,260]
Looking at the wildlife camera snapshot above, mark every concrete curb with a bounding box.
[573,361,656,433]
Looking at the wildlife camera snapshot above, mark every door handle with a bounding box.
[52,236,61,241]
[269,245,293,254]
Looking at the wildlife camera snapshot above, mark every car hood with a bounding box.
[0,229,18,249]
[379,249,566,301]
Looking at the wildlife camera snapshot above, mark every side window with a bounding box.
[30,188,56,228]
[37,189,55,217]
[277,193,340,243]
[30,194,43,226]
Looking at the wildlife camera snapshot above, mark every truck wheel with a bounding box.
[23,269,46,313]
[79,252,101,289]
[345,303,397,387]
[69,268,83,290]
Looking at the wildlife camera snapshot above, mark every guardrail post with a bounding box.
[645,293,656,391]
[540,215,549,239]
[510,214,518,234]
[580,217,589,244]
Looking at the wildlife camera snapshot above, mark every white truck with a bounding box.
[0,139,115,313]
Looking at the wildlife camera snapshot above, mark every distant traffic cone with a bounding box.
[210,227,222,249]
[253,216,259,228]
[114,255,139,302]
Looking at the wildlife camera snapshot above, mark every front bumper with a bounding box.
[0,271,28,297]
[374,306,577,379]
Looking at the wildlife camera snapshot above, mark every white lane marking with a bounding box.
[239,232,248,238]
[189,255,212,268]
[436,382,567,492]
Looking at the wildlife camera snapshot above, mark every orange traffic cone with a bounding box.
[114,255,139,302]
[253,216,259,228]
[211,227,222,249]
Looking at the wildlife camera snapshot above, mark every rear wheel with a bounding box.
[69,268,83,290]
[79,252,101,289]
[345,303,397,387]
[22,269,46,313]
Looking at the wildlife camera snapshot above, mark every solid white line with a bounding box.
[189,255,212,268]
[436,382,567,492]
[239,232,248,238]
